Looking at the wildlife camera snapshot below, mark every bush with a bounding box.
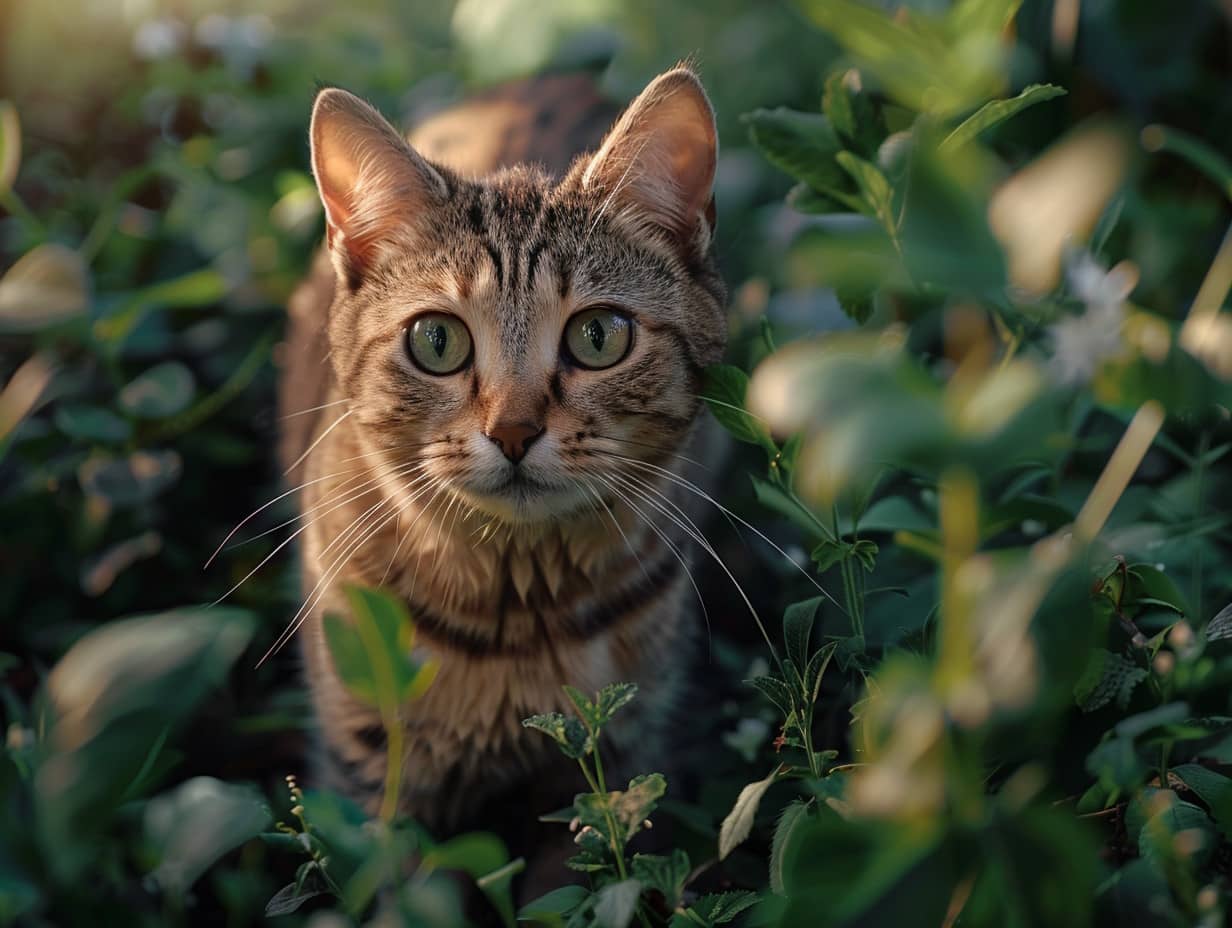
[2,1,1231,927]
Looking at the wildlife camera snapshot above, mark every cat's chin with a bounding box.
[452,474,592,526]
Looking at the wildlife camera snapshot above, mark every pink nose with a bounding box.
[485,422,544,464]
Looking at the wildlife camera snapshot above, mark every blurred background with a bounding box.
[2,1,1232,926]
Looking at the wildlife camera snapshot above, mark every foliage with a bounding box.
[3,1,1232,927]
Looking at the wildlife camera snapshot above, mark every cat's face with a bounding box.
[309,70,725,525]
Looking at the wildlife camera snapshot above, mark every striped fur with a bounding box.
[279,68,726,834]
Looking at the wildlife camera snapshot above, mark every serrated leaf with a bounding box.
[523,712,589,760]
[822,71,882,157]
[1205,602,1232,641]
[743,108,846,194]
[1073,649,1148,713]
[719,770,777,859]
[631,849,690,909]
[689,891,761,925]
[594,682,638,726]
[612,774,666,838]
[941,84,1065,152]
[770,800,810,894]
[702,365,775,452]
[1172,764,1232,840]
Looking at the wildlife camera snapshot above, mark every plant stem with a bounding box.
[379,714,403,822]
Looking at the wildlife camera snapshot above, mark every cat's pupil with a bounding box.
[427,324,447,357]
[584,318,605,353]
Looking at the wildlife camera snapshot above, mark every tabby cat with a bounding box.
[278,66,726,838]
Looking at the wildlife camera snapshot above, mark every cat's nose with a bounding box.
[485,422,544,464]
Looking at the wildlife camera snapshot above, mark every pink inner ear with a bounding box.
[583,70,717,244]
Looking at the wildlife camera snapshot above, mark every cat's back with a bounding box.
[278,72,618,473]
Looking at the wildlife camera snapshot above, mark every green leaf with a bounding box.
[118,362,197,419]
[899,138,1006,294]
[593,682,638,726]
[54,405,132,443]
[323,585,437,715]
[770,800,810,894]
[523,712,589,760]
[941,84,1066,152]
[264,881,328,917]
[144,777,271,896]
[1172,765,1232,840]
[518,885,590,926]
[787,182,845,215]
[0,244,90,333]
[783,598,820,683]
[1205,602,1232,641]
[747,675,795,718]
[612,773,667,839]
[593,879,642,928]
[0,101,19,192]
[805,642,839,705]
[422,832,509,879]
[822,70,883,157]
[719,770,777,859]
[696,891,760,924]
[702,365,775,452]
[1073,649,1148,712]
[742,108,846,195]
[945,0,1023,36]
[835,151,895,232]
[631,849,690,909]
[1126,565,1189,618]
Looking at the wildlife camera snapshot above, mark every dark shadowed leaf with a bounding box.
[118,362,197,419]
[941,84,1066,151]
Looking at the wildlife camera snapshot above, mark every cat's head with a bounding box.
[308,68,725,525]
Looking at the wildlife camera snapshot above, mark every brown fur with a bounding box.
[278,68,726,837]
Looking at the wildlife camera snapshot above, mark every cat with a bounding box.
[277,66,726,848]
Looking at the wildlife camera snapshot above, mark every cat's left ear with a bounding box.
[310,87,448,286]
[581,67,718,252]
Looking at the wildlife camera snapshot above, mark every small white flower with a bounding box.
[1048,250,1139,384]
[132,17,185,60]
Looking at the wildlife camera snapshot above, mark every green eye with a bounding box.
[407,313,472,375]
[563,307,633,370]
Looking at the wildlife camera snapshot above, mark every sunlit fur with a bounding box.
[278,69,726,832]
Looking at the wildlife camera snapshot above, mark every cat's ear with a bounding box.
[310,87,448,285]
[581,67,717,250]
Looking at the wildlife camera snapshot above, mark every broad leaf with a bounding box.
[593,879,642,928]
[0,244,90,333]
[702,365,775,452]
[719,770,777,859]
[742,108,846,196]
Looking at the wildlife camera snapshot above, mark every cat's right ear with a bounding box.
[310,88,448,287]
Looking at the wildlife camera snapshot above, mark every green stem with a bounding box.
[379,717,403,822]
[0,186,44,235]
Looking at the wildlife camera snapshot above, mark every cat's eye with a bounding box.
[562,307,633,370]
[406,313,473,375]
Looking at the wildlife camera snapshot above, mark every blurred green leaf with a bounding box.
[118,362,197,420]
[145,777,271,897]
[323,585,437,712]
[941,83,1067,152]
[835,151,895,232]
[0,244,89,333]
[822,70,883,157]
[593,878,641,928]
[0,101,19,192]
[703,365,776,453]
[631,849,689,909]
[742,108,851,202]
[53,404,132,443]
[519,884,590,926]
[77,449,182,506]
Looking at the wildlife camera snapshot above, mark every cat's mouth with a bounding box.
[454,468,590,524]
